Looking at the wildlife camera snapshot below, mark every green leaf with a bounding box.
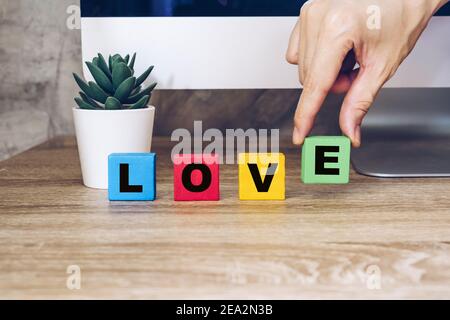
[79,91,102,109]
[73,73,97,99]
[112,54,123,61]
[88,82,109,104]
[124,54,130,64]
[97,53,112,79]
[105,96,122,110]
[146,82,158,91]
[92,57,99,66]
[112,62,132,90]
[131,85,141,96]
[126,83,156,104]
[111,54,124,67]
[114,77,136,103]
[128,95,149,109]
[86,61,114,93]
[129,53,136,70]
[135,66,154,88]
[75,97,97,110]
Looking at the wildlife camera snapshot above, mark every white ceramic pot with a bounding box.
[73,106,155,189]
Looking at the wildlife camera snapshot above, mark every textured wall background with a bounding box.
[0,0,340,160]
[0,0,81,160]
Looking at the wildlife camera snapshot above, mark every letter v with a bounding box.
[247,163,278,192]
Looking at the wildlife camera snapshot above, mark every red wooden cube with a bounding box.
[173,154,220,201]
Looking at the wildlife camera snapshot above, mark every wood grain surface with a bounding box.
[0,137,449,299]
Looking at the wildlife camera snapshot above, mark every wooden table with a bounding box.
[0,137,449,299]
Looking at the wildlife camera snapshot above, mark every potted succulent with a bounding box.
[73,53,157,189]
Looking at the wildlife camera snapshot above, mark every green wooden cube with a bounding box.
[301,136,351,184]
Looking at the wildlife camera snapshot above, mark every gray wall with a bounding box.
[0,0,81,160]
[0,0,340,160]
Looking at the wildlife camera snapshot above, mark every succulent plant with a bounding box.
[73,53,157,110]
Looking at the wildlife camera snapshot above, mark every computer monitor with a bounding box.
[80,1,450,177]
[80,0,450,89]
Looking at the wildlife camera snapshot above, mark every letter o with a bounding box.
[182,164,212,192]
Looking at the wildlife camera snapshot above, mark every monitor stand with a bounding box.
[351,88,450,177]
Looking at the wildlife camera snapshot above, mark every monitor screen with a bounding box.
[81,0,450,17]
[80,1,450,89]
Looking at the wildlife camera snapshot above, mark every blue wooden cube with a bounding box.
[108,153,156,201]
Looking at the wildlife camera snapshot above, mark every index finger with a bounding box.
[293,37,353,145]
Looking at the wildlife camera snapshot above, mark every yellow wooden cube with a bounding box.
[238,153,285,200]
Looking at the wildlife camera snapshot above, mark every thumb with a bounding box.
[339,68,386,148]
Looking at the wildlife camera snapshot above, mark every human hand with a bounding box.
[287,0,448,147]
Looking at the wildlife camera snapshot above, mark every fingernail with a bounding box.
[293,127,303,145]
